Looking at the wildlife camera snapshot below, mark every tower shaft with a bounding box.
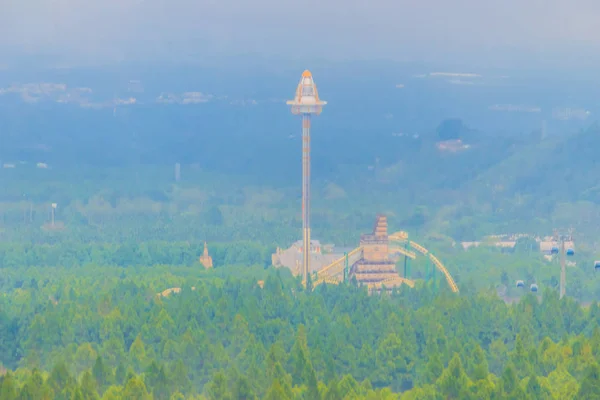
[560,239,566,299]
[286,69,326,286]
[302,114,311,284]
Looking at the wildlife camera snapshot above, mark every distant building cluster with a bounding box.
[461,233,575,256]
[272,240,340,275]
[489,104,541,113]
[156,92,214,105]
[552,107,591,121]
[436,139,471,152]
[2,161,49,169]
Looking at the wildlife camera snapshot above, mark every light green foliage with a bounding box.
[122,375,151,400]
[1,258,600,399]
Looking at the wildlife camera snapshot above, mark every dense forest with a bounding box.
[3,64,600,399]
[4,122,600,245]
[2,263,600,399]
[1,238,600,301]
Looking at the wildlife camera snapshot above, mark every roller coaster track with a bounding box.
[313,275,343,288]
[314,247,363,280]
[389,231,459,293]
[313,267,416,290]
[388,246,417,260]
[314,231,459,293]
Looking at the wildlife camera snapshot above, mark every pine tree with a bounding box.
[501,363,517,393]
[470,345,489,381]
[290,325,310,386]
[92,356,111,392]
[206,371,232,400]
[153,366,171,400]
[577,363,600,400]
[525,374,542,398]
[144,361,161,394]
[303,360,320,400]
[423,353,444,385]
[324,379,342,400]
[265,381,290,400]
[80,371,99,400]
[338,375,360,398]
[436,353,470,399]
[232,374,255,400]
[47,362,75,395]
[170,360,191,395]
[0,373,17,400]
[169,392,185,400]
[122,375,150,400]
[115,362,127,386]
[511,334,533,378]
[20,369,49,400]
[129,335,147,372]
[268,362,293,400]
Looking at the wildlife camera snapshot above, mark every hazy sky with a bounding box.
[2,0,600,68]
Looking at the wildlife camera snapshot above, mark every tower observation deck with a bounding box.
[287,70,327,285]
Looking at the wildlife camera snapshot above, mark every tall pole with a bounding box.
[554,228,569,299]
[302,114,311,285]
[287,70,326,286]
[344,252,349,283]
[403,241,409,279]
[51,203,57,228]
[560,237,566,299]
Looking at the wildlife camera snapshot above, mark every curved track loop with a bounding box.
[389,231,459,293]
[388,246,417,259]
[311,231,459,293]
[427,253,459,293]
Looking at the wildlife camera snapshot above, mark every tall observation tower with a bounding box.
[287,70,327,285]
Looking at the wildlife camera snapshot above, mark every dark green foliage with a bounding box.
[91,356,111,392]
[577,363,600,400]
[0,263,599,399]
[207,371,232,400]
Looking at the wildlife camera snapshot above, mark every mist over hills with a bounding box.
[1,60,600,241]
[1,62,596,168]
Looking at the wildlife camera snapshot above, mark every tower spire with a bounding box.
[199,241,213,269]
[287,70,327,286]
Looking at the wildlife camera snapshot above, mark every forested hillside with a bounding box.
[3,64,600,399]
[2,264,600,399]
[3,120,600,244]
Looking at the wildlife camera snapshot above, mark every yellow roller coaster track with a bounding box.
[313,246,363,280]
[313,264,416,290]
[313,232,459,293]
[388,246,417,260]
[389,231,459,293]
[313,275,343,288]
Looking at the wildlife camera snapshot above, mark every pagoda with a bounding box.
[199,242,213,269]
[352,215,398,283]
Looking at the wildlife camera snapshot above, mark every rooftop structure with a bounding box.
[540,240,575,254]
[287,70,327,285]
[272,239,338,275]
